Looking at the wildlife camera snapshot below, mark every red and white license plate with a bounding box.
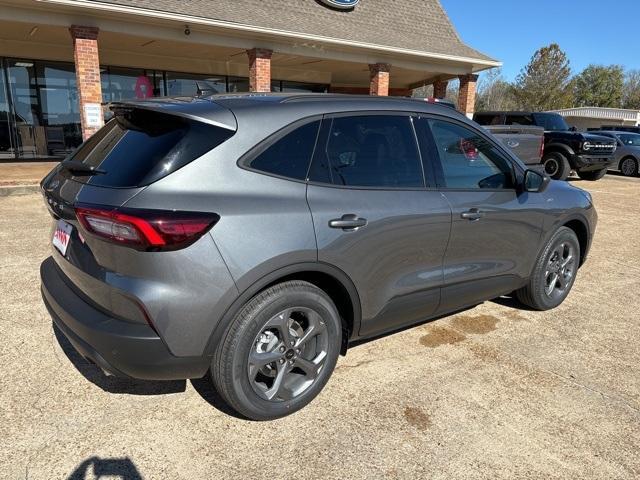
[52,219,73,256]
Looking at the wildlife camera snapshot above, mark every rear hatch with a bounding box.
[41,97,236,323]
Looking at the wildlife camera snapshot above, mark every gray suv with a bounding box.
[40,94,597,420]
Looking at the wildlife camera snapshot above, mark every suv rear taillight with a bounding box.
[539,136,545,159]
[75,205,219,251]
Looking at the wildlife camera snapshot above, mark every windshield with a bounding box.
[618,133,640,146]
[532,113,570,131]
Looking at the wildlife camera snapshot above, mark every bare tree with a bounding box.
[475,68,517,111]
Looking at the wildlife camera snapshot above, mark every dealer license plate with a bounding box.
[52,219,73,256]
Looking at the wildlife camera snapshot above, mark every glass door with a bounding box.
[0,59,15,159]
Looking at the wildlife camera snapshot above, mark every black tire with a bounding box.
[542,152,571,180]
[516,226,580,311]
[211,281,342,420]
[619,157,638,177]
[577,168,607,181]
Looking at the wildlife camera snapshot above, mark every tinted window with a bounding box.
[67,109,233,188]
[505,114,534,126]
[473,114,503,126]
[313,115,423,188]
[248,120,320,180]
[618,133,640,146]
[429,119,514,189]
[532,113,569,131]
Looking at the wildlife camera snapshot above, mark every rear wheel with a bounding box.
[212,281,342,420]
[577,168,607,181]
[620,157,638,177]
[542,152,571,180]
[516,227,580,311]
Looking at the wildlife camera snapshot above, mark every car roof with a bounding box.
[108,93,465,129]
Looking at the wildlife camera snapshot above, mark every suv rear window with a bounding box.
[65,108,234,188]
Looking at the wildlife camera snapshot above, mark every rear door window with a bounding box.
[66,109,234,188]
[309,115,424,188]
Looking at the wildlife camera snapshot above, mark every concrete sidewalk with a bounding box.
[0,162,54,195]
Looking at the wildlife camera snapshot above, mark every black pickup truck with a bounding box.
[474,111,617,180]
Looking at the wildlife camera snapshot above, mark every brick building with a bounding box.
[0,0,499,161]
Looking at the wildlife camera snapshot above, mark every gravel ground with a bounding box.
[1,175,639,479]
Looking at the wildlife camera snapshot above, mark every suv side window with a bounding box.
[310,115,424,188]
[247,120,321,180]
[428,119,515,190]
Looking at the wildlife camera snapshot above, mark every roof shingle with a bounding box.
[93,0,496,63]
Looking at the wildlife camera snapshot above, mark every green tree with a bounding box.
[512,44,573,110]
[475,68,517,111]
[622,70,640,109]
[574,65,624,107]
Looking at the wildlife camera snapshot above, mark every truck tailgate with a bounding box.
[483,125,544,166]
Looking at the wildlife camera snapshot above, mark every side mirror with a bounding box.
[523,169,550,193]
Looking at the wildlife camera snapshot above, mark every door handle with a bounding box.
[329,214,367,230]
[460,208,484,221]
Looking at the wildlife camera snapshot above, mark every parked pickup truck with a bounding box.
[481,124,545,167]
[474,111,617,181]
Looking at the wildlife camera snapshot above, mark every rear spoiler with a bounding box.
[107,97,237,132]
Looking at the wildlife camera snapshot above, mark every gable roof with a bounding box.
[68,0,498,65]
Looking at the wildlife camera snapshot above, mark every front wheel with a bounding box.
[516,227,580,311]
[542,152,571,180]
[577,168,607,181]
[211,281,342,420]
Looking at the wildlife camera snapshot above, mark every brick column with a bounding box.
[70,25,103,140]
[369,63,391,96]
[247,48,273,93]
[433,79,448,99]
[458,74,479,118]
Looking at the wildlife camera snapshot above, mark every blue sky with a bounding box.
[440,0,640,80]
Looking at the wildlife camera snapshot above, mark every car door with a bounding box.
[306,112,451,337]
[416,115,545,313]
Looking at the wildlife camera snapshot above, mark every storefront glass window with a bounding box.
[227,76,250,93]
[0,62,14,159]
[0,56,328,161]
[102,67,164,102]
[4,58,82,160]
[166,72,226,96]
[281,81,327,93]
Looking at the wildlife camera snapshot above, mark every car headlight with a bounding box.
[582,142,592,151]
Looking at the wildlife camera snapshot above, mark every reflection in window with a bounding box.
[315,115,423,188]
[166,72,225,96]
[428,119,514,189]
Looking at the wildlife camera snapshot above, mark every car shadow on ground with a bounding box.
[67,456,142,480]
[53,322,247,418]
[491,294,538,311]
[53,324,186,396]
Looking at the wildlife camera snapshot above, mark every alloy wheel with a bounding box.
[248,307,328,402]
[544,242,576,299]
[621,158,637,176]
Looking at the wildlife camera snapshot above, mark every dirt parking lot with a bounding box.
[1,175,639,479]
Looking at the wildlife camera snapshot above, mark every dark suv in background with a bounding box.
[474,111,616,181]
[41,94,596,420]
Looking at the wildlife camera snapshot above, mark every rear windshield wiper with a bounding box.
[59,160,107,176]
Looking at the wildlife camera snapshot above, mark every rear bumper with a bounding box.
[41,257,210,380]
[571,154,614,171]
